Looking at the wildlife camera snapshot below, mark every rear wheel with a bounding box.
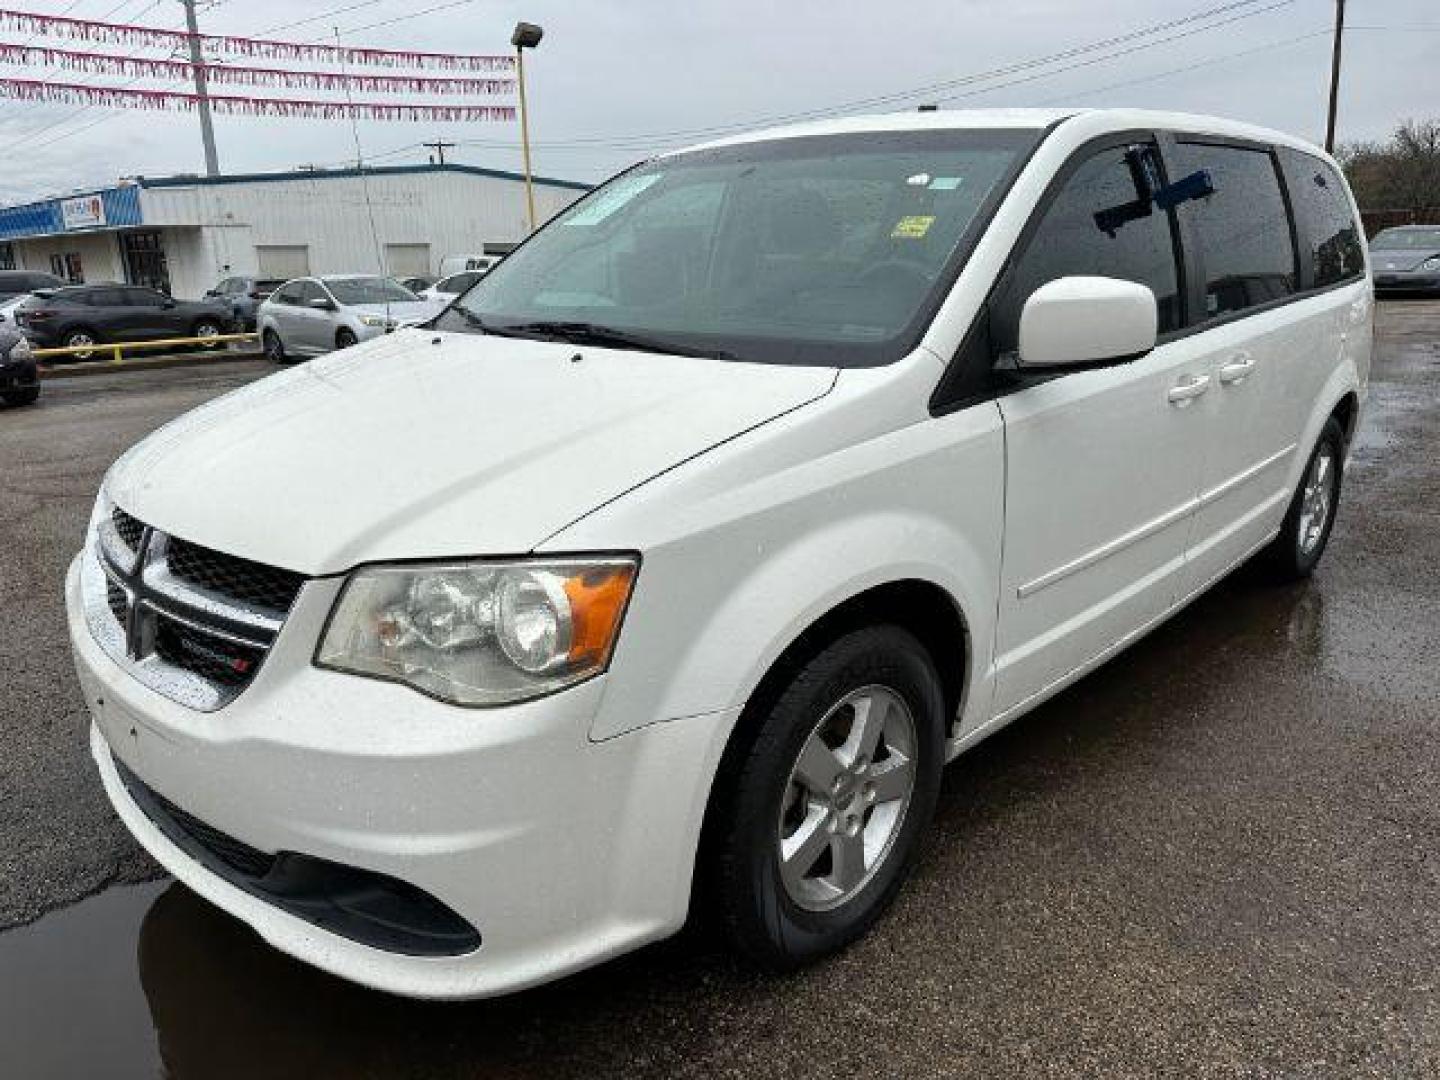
[262,329,287,364]
[710,625,945,970]
[335,327,358,350]
[62,328,99,361]
[1262,416,1345,580]
[191,320,222,348]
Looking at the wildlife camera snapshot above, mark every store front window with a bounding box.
[0,242,14,271]
[50,252,84,283]
[122,231,170,294]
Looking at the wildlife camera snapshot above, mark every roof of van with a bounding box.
[675,108,1328,160]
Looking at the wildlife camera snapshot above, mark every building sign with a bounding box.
[61,194,107,230]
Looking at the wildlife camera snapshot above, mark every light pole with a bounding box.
[511,21,544,233]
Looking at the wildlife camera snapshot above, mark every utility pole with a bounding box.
[180,0,220,176]
[1324,0,1346,153]
[423,138,456,165]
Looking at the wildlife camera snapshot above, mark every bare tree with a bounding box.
[1337,119,1440,213]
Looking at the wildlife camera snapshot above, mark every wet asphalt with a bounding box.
[0,307,1437,1078]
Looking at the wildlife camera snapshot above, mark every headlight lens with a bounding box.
[1422,256,1440,271]
[316,556,638,706]
[8,335,32,361]
[359,315,395,328]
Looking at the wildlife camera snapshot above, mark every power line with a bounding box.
[256,0,388,38]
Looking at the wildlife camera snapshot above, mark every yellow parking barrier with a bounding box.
[32,332,259,366]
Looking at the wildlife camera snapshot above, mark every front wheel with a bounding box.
[1262,416,1346,581]
[2,386,39,407]
[335,328,358,350]
[262,329,287,364]
[710,625,946,970]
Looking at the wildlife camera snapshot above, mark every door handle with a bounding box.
[1167,373,1212,405]
[1217,353,1256,385]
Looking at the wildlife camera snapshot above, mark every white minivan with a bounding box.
[67,109,1370,1000]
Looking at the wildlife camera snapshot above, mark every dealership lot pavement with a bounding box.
[1,311,1437,1077]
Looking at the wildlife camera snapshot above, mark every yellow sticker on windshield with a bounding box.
[892,215,935,239]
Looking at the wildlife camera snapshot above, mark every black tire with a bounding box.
[2,386,39,407]
[335,328,358,350]
[62,327,100,360]
[1262,416,1346,581]
[262,329,287,364]
[710,625,946,970]
[191,320,222,348]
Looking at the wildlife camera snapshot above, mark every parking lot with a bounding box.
[1,304,1437,1077]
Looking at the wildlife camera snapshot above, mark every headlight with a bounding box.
[1422,256,1440,271]
[8,336,32,361]
[359,315,395,328]
[315,556,638,706]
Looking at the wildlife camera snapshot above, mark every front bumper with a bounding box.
[1372,271,1440,292]
[67,554,732,999]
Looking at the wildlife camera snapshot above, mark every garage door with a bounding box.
[384,243,431,277]
[255,245,310,279]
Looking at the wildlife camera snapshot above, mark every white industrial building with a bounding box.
[0,163,590,299]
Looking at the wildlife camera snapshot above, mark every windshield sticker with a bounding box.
[891,215,936,239]
[566,174,662,226]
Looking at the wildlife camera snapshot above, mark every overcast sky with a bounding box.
[1,0,1437,205]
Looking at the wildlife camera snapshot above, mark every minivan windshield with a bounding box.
[327,277,419,305]
[435,129,1038,366]
[1370,228,1440,250]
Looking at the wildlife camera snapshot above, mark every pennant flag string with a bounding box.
[0,42,515,94]
[0,9,514,72]
[0,78,517,121]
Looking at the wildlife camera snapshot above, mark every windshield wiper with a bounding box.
[497,320,738,360]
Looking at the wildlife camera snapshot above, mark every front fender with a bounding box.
[568,390,1007,743]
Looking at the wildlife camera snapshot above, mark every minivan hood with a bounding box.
[106,329,836,574]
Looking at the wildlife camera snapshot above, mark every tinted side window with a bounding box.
[1276,148,1364,288]
[272,282,301,305]
[1171,142,1296,320]
[994,142,1181,356]
[123,288,166,307]
[88,289,127,307]
[298,281,326,305]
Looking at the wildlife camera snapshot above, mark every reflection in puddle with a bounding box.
[0,882,165,1078]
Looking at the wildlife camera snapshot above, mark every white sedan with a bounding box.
[420,270,487,303]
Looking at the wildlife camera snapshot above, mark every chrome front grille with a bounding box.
[82,510,307,711]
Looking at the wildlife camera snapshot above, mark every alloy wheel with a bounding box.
[1298,444,1337,556]
[776,684,918,912]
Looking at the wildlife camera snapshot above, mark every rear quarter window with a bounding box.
[1276,148,1365,288]
[1170,141,1297,320]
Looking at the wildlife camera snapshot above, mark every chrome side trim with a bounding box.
[1016,499,1195,600]
[1016,443,1297,600]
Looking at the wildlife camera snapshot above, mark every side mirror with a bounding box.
[308,297,336,311]
[1018,276,1158,370]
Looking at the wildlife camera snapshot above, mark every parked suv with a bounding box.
[68,109,1370,1000]
[16,285,231,359]
[205,276,286,330]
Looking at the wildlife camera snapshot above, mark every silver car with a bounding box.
[1369,225,1440,295]
[257,275,444,362]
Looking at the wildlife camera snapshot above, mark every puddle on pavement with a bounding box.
[0,874,727,1080]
